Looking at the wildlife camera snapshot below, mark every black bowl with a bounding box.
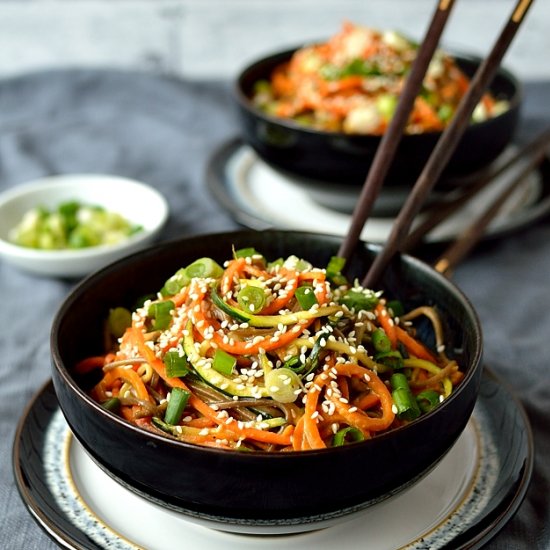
[51,230,483,533]
[234,47,521,187]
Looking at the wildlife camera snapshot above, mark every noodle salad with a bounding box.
[251,22,508,134]
[77,247,463,452]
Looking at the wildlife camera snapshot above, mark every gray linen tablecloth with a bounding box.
[1,69,549,549]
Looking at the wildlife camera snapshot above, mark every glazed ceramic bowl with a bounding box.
[50,230,483,534]
[0,174,169,278]
[235,48,521,187]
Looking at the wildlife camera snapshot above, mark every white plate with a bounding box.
[207,140,550,245]
[13,370,533,550]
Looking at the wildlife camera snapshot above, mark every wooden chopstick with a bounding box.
[362,0,535,288]
[433,138,549,276]
[337,0,457,260]
[403,127,550,252]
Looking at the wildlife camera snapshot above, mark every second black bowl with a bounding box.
[235,47,521,187]
[50,230,483,533]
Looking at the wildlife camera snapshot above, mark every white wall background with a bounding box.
[0,0,548,81]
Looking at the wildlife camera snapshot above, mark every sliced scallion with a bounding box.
[161,267,190,296]
[107,307,132,338]
[164,351,190,378]
[265,368,302,403]
[332,426,365,446]
[326,256,348,286]
[148,300,174,331]
[234,247,259,259]
[390,373,420,421]
[212,349,236,376]
[236,285,266,313]
[416,389,441,413]
[282,355,304,373]
[101,397,120,412]
[340,288,379,312]
[185,257,224,279]
[372,328,392,353]
[295,285,318,310]
[164,387,191,425]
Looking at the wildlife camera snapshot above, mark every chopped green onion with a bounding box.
[332,426,365,446]
[387,299,405,317]
[416,389,441,413]
[295,285,318,310]
[107,307,132,338]
[212,349,236,376]
[265,368,302,403]
[438,103,454,122]
[148,300,174,331]
[164,351,190,378]
[237,285,267,313]
[390,373,420,421]
[376,93,398,120]
[340,288,379,311]
[161,267,190,296]
[282,355,304,373]
[164,387,191,425]
[372,328,392,353]
[234,247,258,259]
[101,397,120,412]
[375,350,404,369]
[326,256,348,286]
[185,257,224,279]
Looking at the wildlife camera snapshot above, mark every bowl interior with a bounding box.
[51,230,483,526]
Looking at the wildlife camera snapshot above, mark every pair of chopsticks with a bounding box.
[338,0,535,285]
[410,127,550,276]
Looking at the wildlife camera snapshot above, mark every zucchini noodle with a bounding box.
[77,247,464,452]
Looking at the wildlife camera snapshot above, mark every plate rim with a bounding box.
[206,137,550,245]
[12,367,534,550]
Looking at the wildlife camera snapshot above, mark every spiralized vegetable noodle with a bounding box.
[251,21,508,134]
[77,247,464,452]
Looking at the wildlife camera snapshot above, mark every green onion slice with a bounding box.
[101,397,121,412]
[332,426,365,446]
[212,349,236,376]
[416,389,441,413]
[164,387,191,425]
[295,285,318,310]
[185,257,224,279]
[372,328,392,353]
[326,256,348,286]
[234,247,259,259]
[107,307,132,338]
[161,267,190,296]
[390,373,420,421]
[164,351,190,378]
[265,368,302,403]
[148,300,174,331]
[340,288,379,311]
[236,285,267,313]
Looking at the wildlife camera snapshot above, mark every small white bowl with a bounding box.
[0,174,169,278]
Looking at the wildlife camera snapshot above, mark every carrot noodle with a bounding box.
[79,248,463,452]
[251,21,507,135]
